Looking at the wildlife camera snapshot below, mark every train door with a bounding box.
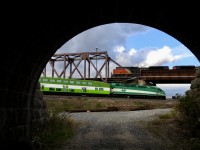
[63,85,68,92]
[82,87,86,92]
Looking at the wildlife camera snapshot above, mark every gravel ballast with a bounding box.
[62,108,173,150]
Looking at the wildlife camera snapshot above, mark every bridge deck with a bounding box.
[86,69,197,84]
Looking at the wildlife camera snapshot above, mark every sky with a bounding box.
[46,23,200,98]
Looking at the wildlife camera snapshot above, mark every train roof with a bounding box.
[110,82,160,88]
[39,76,110,87]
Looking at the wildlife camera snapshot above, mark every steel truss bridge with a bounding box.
[42,51,198,84]
[42,51,122,82]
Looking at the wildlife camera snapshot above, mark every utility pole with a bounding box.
[96,48,98,76]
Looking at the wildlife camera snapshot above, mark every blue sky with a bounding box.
[49,23,200,98]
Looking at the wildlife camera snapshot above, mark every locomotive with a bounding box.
[172,65,195,70]
[39,76,166,100]
[112,67,141,77]
[111,65,196,78]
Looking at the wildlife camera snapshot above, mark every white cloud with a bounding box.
[56,23,195,69]
[173,45,193,56]
[138,46,182,67]
[56,23,149,54]
[113,46,137,66]
[129,48,137,56]
[44,23,199,97]
[113,46,125,53]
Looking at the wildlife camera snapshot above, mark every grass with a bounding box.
[142,108,200,150]
[33,113,72,149]
[33,94,200,149]
[32,112,80,150]
[33,95,178,149]
[43,95,176,113]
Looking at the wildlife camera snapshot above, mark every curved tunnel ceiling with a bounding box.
[1,1,200,96]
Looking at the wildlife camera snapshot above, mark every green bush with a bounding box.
[32,112,75,150]
[178,90,200,124]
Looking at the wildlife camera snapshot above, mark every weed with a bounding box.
[32,112,77,150]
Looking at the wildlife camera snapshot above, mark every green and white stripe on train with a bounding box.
[110,83,165,97]
[39,76,110,95]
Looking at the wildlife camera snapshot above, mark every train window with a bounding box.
[50,79,55,82]
[70,81,74,84]
[76,81,80,84]
[126,84,134,87]
[70,89,74,92]
[99,88,104,91]
[43,79,48,82]
[64,80,68,83]
[95,87,98,91]
[82,82,86,84]
[56,88,62,91]
[88,82,92,85]
[138,86,147,88]
[82,87,86,92]
[63,86,68,92]
[49,88,55,91]
[57,80,62,83]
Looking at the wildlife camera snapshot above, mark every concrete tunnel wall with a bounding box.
[1,1,200,148]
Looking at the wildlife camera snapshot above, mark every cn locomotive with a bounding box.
[39,76,166,100]
[111,65,196,78]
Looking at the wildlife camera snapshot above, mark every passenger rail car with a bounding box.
[39,77,110,96]
[39,77,166,100]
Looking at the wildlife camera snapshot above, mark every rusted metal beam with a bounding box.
[42,51,122,82]
[69,59,83,78]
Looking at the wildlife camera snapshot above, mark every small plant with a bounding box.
[177,92,200,124]
[172,93,183,99]
[32,112,75,150]
[95,102,105,109]
[159,112,174,120]
[151,110,177,125]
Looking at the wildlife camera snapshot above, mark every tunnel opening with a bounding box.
[33,23,200,149]
[1,1,200,149]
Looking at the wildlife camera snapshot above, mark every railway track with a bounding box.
[42,93,169,101]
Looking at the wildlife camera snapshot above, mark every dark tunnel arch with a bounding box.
[1,1,200,148]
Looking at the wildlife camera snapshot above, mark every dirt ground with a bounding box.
[44,94,178,112]
[44,95,200,150]
[61,108,174,150]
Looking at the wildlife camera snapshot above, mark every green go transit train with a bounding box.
[39,76,166,100]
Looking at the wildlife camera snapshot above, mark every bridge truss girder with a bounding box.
[42,51,122,82]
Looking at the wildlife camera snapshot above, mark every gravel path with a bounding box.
[62,108,173,150]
